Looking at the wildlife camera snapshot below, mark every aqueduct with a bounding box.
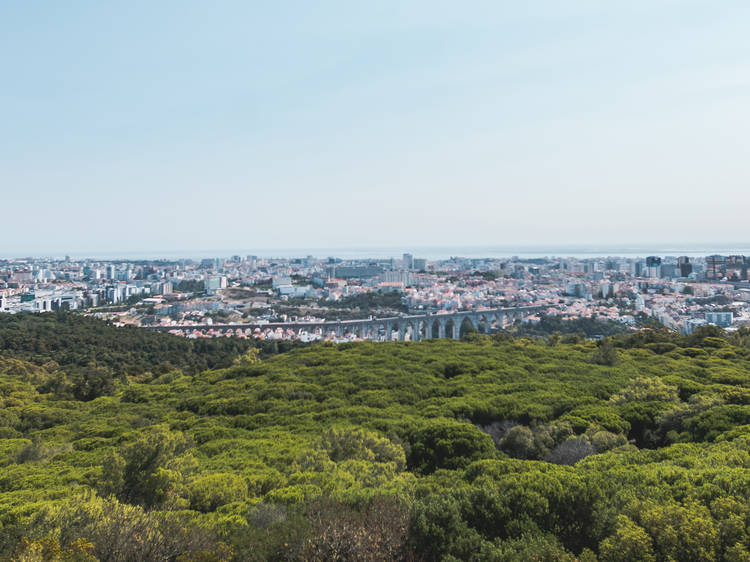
[147,305,544,341]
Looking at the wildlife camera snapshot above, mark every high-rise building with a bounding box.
[660,264,677,278]
[706,255,726,280]
[678,256,693,277]
[206,276,227,295]
[107,286,120,303]
[402,253,414,269]
[645,257,661,278]
[382,270,411,285]
[726,255,748,281]
[565,282,585,297]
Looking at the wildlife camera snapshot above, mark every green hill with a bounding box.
[2,315,750,560]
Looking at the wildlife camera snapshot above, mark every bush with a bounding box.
[599,515,656,562]
[590,339,619,366]
[99,425,191,508]
[546,436,596,465]
[190,473,249,512]
[300,497,412,561]
[408,420,496,474]
[26,494,230,561]
[314,427,406,470]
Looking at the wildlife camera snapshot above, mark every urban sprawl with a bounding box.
[1,253,747,339]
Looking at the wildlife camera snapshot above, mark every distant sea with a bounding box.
[8,245,750,261]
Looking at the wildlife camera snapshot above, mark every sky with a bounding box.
[2,1,749,256]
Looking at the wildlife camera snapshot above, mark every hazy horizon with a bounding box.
[3,1,749,253]
[5,242,750,262]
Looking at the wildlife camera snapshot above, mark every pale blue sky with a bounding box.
[2,1,749,255]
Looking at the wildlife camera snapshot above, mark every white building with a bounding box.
[206,276,227,295]
[705,311,733,327]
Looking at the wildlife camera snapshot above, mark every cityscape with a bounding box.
[4,1,750,559]
[2,251,747,339]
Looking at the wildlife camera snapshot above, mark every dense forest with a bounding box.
[321,292,408,315]
[0,314,304,399]
[505,314,632,338]
[2,314,750,560]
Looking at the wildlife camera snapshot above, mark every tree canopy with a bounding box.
[2,315,750,560]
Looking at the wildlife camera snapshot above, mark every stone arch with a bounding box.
[388,321,402,341]
[508,311,519,327]
[458,316,476,338]
[400,322,410,341]
[382,323,391,341]
[489,313,501,332]
[477,313,491,334]
[419,319,431,339]
[368,323,381,341]
[405,320,418,341]
[362,323,370,340]
[444,317,459,340]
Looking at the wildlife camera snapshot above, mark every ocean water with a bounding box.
[17,244,750,261]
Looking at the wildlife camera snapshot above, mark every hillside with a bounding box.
[2,316,750,560]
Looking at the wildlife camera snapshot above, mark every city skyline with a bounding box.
[4,243,750,262]
[3,1,750,253]
[3,250,749,337]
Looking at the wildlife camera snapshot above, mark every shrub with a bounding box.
[190,473,249,512]
[408,420,496,473]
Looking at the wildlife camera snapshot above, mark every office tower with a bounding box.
[645,256,661,278]
[706,255,726,280]
[678,256,692,277]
